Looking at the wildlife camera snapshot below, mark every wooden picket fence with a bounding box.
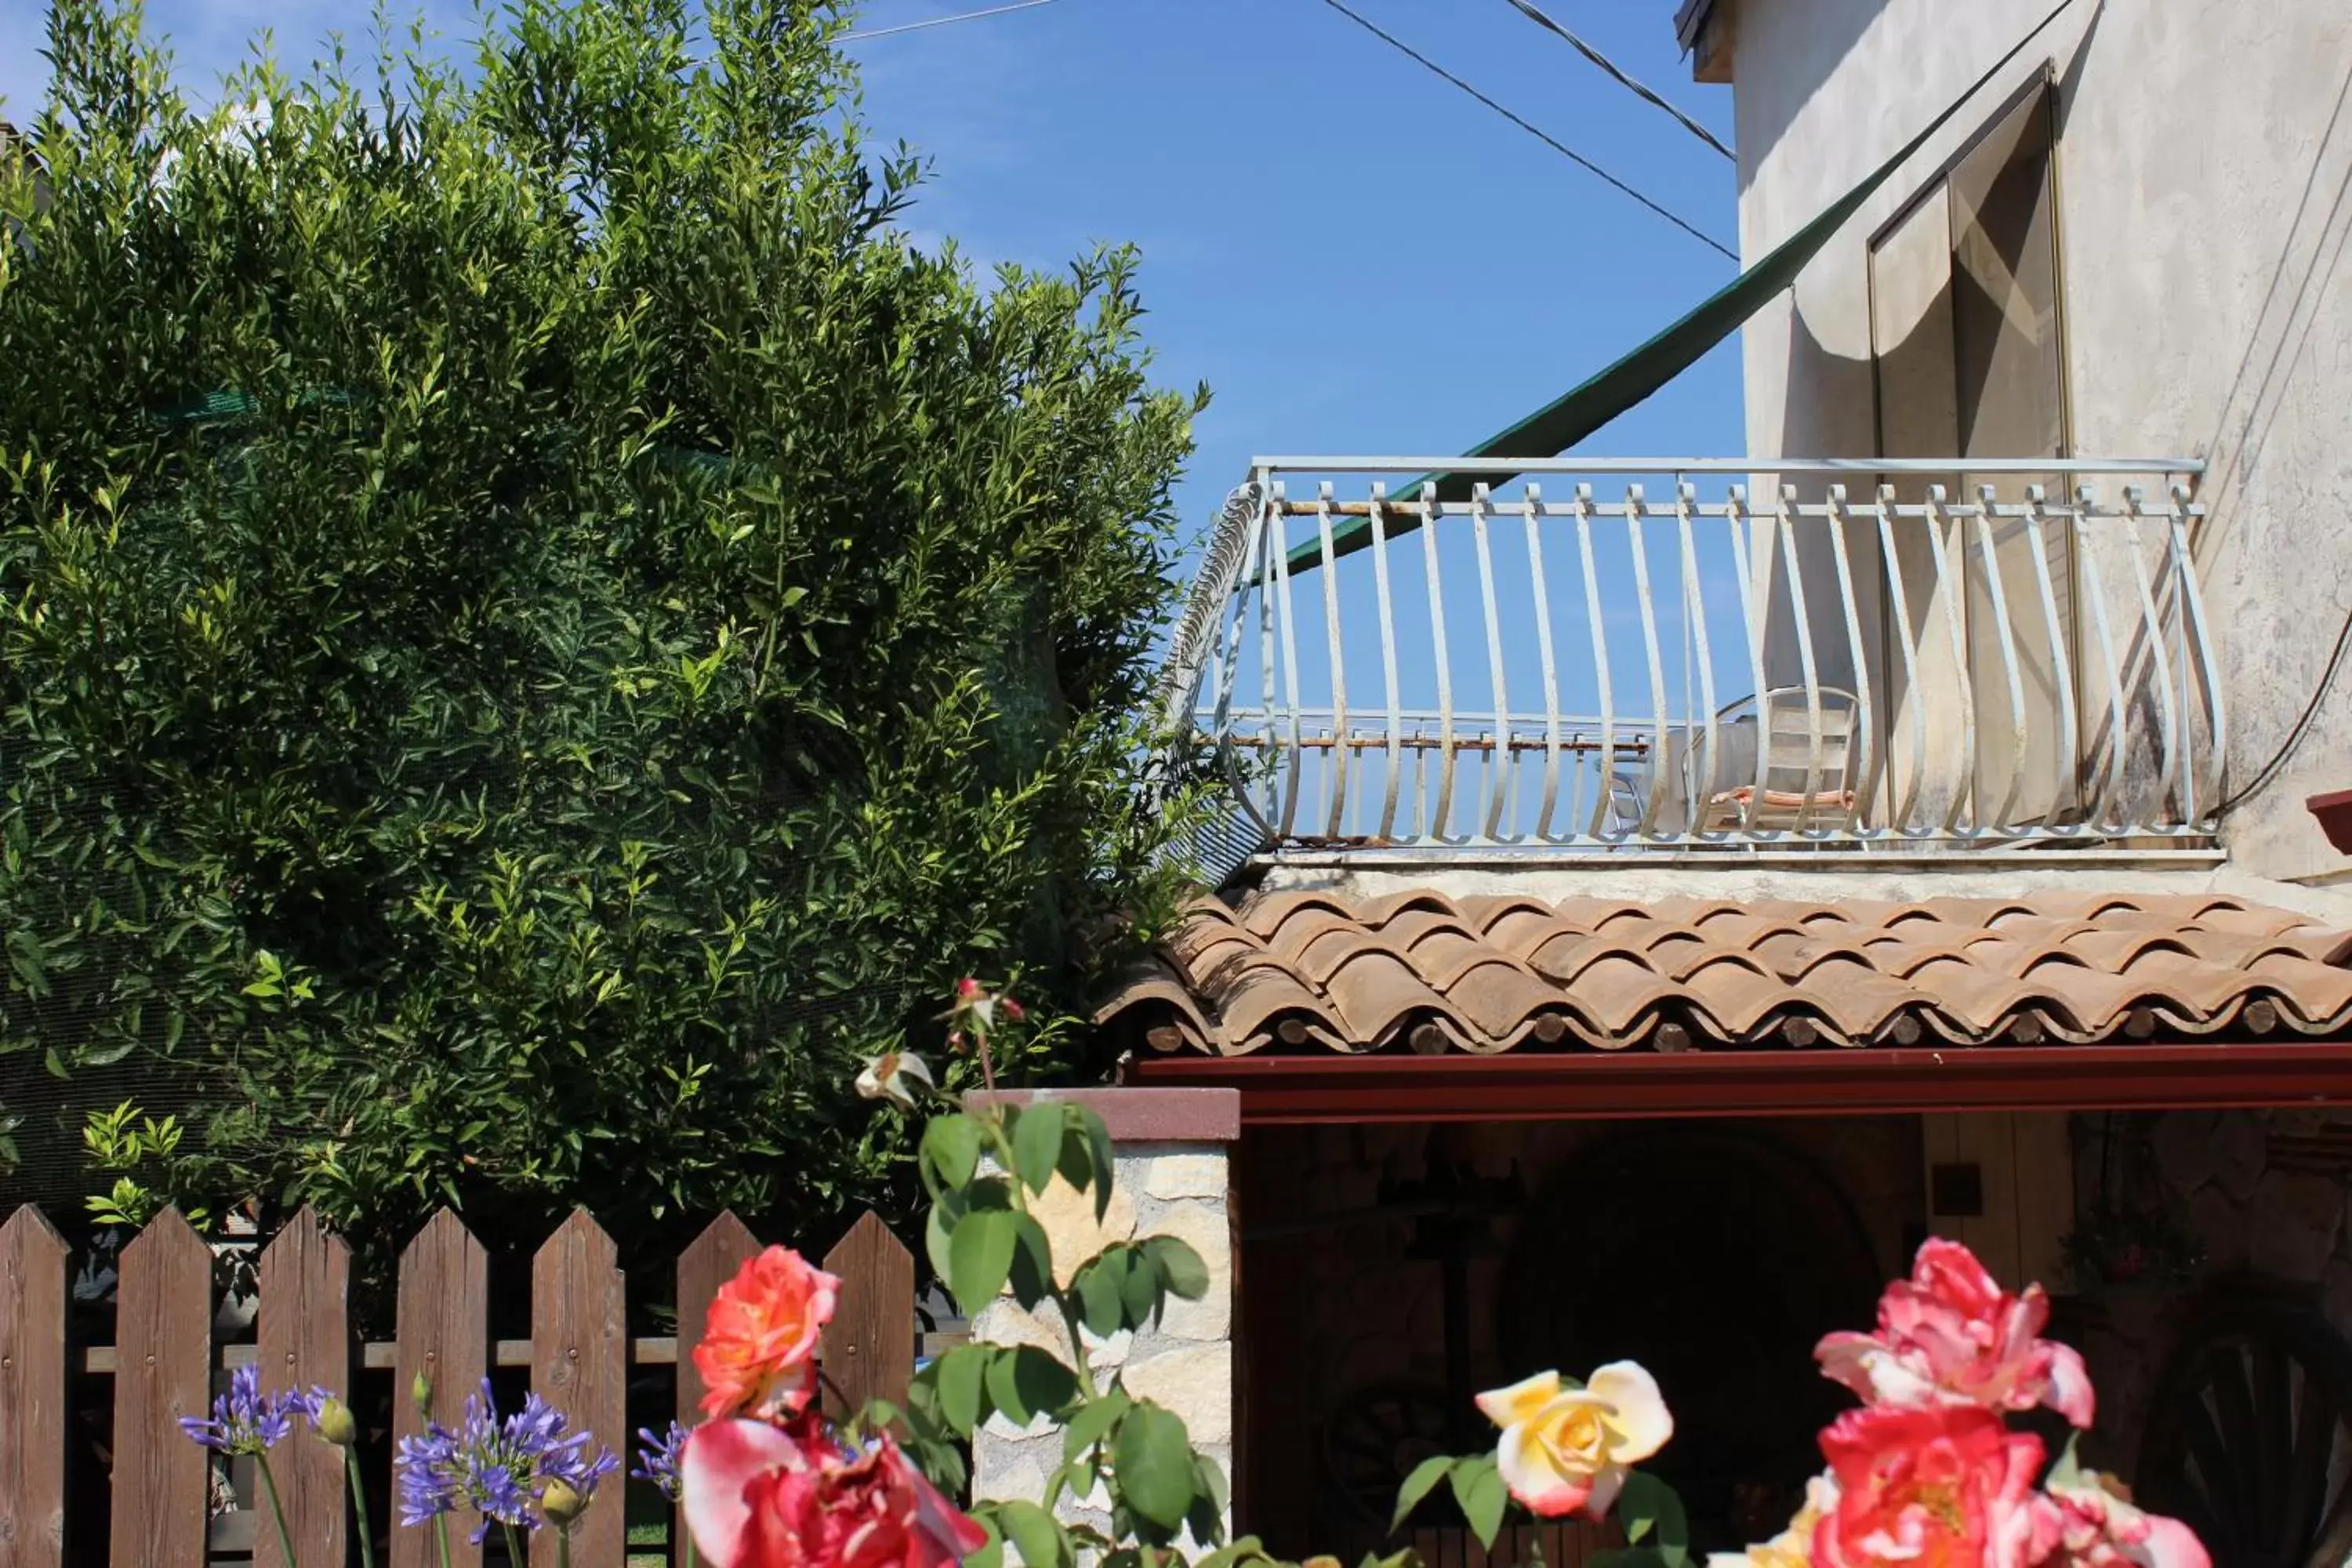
[0,1202,922,1568]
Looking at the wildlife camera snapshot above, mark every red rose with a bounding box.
[1814,1404,2060,1568]
[1817,1238,2095,1428]
[684,1416,989,1568]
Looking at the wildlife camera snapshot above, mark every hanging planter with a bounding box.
[2307,789,2352,852]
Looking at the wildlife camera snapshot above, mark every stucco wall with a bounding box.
[1726,0,2352,880]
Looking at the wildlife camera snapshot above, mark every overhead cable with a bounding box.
[842,0,1062,44]
[1312,0,1738,261]
[1499,0,1735,162]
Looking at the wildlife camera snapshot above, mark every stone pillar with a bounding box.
[967,1088,1241,1549]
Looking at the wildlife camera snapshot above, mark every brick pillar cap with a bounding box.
[964,1087,1240,1143]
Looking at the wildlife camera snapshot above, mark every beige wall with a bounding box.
[1726,0,2352,880]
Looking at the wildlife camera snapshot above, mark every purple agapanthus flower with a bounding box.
[394,1425,463,1526]
[633,1421,689,1501]
[394,1379,616,1541]
[178,1364,296,1455]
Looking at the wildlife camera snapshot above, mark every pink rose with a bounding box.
[2048,1474,2209,1568]
[683,1415,989,1568]
[1817,1238,2095,1428]
[1814,1404,2060,1568]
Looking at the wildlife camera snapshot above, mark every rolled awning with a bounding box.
[1288,0,2083,574]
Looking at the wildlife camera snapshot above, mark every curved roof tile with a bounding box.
[1093,887,2352,1055]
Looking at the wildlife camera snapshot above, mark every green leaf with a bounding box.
[2045,1434,2086,1491]
[1586,1552,1673,1568]
[1120,1242,1162,1328]
[1617,1472,1688,1559]
[964,1516,1006,1568]
[1187,1451,1232,1546]
[1144,1235,1209,1300]
[1076,1106,1116,1221]
[927,1186,969,1284]
[1195,1536,1269,1568]
[1075,1250,1128,1338]
[1391,1455,1455,1534]
[935,1345,990,1436]
[1007,1214,1055,1309]
[922,1115,983,1196]
[949,1208,1018,1313]
[1060,1388,1130,1463]
[996,1500,1069,1568]
[987,1344,1080,1428]
[1013,1101,1062,1196]
[1112,1401,1196,1532]
[1450,1456,1508,1550]
[1054,1112,1095,1192]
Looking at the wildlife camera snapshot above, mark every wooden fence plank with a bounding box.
[821,1210,914,1422]
[531,1211,624,1568]
[0,1207,69,1568]
[255,1207,350,1568]
[674,1212,759,1423]
[674,1212,759,1567]
[109,1207,211,1568]
[393,1209,487,1568]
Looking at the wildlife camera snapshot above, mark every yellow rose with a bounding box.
[1708,1472,1839,1568]
[1474,1362,1673,1520]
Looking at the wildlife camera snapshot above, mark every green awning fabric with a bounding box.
[1289,0,2082,574]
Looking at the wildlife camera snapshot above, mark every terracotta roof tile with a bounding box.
[1097,887,2352,1056]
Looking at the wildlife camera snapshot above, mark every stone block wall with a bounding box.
[968,1091,1239,1554]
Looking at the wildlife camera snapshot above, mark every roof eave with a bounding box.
[1674,0,1737,84]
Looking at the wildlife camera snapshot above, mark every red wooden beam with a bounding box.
[1125,1042,2352,1123]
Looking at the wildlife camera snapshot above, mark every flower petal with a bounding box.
[2140,1515,2212,1568]
[682,1418,803,1568]
[1476,1370,1563,1431]
[1579,1463,1629,1522]
[2044,1341,2096,1428]
[1497,1421,1593,1518]
[1588,1362,1673,1463]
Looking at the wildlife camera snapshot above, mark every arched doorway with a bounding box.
[1497,1126,1885,1551]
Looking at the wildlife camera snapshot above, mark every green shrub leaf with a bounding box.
[987,1344,1080,1428]
[1450,1456,1508,1550]
[1012,1102,1062,1196]
[1391,1455,1455,1534]
[949,1208,1018,1313]
[1112,1401,1196,1531]
[935,1345,991,1436]
[996,1501,1069,1568]
[1144,1235,1209,1300]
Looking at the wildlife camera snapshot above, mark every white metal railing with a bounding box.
[1160,456,2223,856]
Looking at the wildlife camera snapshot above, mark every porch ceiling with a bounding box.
[1096,889,2352,1057]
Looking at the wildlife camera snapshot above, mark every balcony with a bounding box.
[1160,456,2222,862]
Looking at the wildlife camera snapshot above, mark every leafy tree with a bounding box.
[0,0,1207,1274]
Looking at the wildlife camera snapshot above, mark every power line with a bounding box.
[841,0,1062,44]
[1310,0,1738,261]
[1499,0,1735,162]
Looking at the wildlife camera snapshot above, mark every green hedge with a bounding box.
[0,0,1207,1276]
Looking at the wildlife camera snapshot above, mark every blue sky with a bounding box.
[0,0,1746,534]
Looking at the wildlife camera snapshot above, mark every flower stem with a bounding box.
[435,1515,453,1568]
[343,1445,379,1568]
[503,1519,530,1568]
[255,1454,301,1568]
[557,1528,571,1568]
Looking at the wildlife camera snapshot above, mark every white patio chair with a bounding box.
[1692,686,1860,834]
